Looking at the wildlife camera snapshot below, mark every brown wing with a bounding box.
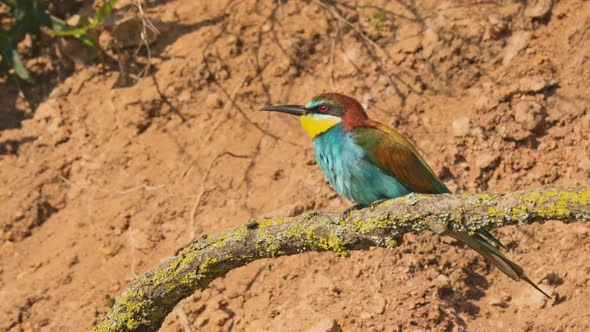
[351,122,449,194]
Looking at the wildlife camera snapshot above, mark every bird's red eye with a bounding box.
[319,105,328,113]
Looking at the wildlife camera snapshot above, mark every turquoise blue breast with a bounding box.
[313,123,412,206]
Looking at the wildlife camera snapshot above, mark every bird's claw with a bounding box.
[341,204,363,221]
[369,198,389,211]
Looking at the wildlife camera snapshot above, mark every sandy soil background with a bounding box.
[1,0,590,331]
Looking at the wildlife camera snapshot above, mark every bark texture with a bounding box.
[94,186,590,332]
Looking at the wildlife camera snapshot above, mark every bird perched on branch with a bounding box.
[261,92,549,298]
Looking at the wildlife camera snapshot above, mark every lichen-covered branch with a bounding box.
[94,186,590,332]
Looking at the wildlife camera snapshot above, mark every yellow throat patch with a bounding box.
[299,114,342,138]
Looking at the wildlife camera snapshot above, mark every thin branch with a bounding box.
[133,0,159,79]
[187,151,251,242]
[93,186,590,332]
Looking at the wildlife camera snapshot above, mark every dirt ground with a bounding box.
[1,0,590,331]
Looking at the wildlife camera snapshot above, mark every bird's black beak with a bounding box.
[259,104,308,116]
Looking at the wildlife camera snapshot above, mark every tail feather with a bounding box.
[478,229,507,250]
[450,231,551,299]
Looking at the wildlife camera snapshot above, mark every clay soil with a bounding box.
[1,0,590,331]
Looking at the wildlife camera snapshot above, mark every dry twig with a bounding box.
[187,152,251,242]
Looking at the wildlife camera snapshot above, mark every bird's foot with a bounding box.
[369,198,389,211]
[406,193,422,206]
[341,204,363,220]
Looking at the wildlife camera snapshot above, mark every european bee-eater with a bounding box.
[261,92,549,298]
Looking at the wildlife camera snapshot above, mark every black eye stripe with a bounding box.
[310,103,345,116]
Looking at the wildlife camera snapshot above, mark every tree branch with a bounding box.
[93,186,590,332]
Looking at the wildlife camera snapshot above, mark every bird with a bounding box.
[261,92,550,298]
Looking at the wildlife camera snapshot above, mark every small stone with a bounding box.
[525,0,553,18]
[215,68,230,81]
[128,229,153,250]
[422,28,440,58]
[213,311,232,326]
[307,318,342,332]
[470,126,488,140]
[205,93,223,109]
[578,156,590,172]
[538,140,557,152]
[518,76,552,93]
[514,101,545,133]
[513,287,549,309]
[476,151,500,170]
[163,8,179,21]
[452,117,471,137]
[498,123,530,141]
[489,296,509,308]
[177,89,192,102]
[68,255,79,268]
[397,36,422,53]
[368,293,386,315]
[484,15,507,40]
[549,126,569,138]
[435,274,450,285]
[503,31,531,65]
[196,316,209,327]
[359,312,373,320]
[98,242,122,256]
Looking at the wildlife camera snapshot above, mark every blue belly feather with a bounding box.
[313,124,411,206]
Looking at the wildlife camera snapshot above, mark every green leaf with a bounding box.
[44,13,95,47]
[373,12,385,22]
[10,49,31,81]
[76,34,97,48]
[79,16,92,28]
[52,25,89,37]
[95,0,118,24]
[1,42,31,81]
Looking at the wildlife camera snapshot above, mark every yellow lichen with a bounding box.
[386,239,397,248]
[487,207,503,219]
[316,233,348,256]
[198,257,218,274]
[509,204,529,220]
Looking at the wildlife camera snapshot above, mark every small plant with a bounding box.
[366,11,386,34]
[52,0,118,47]
[0,0,117,83]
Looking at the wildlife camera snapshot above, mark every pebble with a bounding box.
[359,312,373,320]
[476,150,500,170]
[578,156,590,173]
[525,0,553,18]
[177,89,192,102]
[397,36,422,53]
[196,316,209,327]
[498,123,530,141]
[307,318,342,332]
[98,241,122,257]
[503,31,531,65]
[489,296,509,308]
[514,101,545,133]
[518,76,552,93]
[205,93,223,109]
[452,117,471,137]
[549,126,569,138]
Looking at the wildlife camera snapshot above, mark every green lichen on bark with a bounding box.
[94,186,590,332]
